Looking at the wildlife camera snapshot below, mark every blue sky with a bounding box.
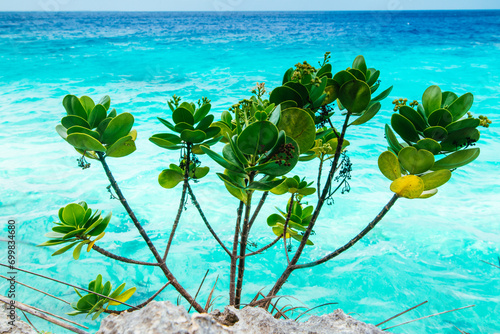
[1,0,499,11]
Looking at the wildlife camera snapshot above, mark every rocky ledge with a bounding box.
[97,301,386,334]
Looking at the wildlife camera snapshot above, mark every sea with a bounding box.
[0,10,499,333]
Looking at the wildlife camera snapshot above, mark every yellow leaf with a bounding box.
[390,175,424,199]
[108,287,136,306]
[87,232,105,252]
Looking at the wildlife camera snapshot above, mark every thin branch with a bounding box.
[294,302,339,321]
[204,275,219,312]
[164,144,191,261]
[235,187,254,308]
[243,234,282,257]
[92,245,159,266]
[382,305,475,331]
[21,311,39,333]
[97,153,204,313]
[0,274,70,305]
[188,270,209,313]
[480,259,500,269]
[283,196,294,265]
[317,158,324,200]
[0,263,137,309]
[187,183,231,257]
[229,201,244,305]
[0,296,89,333]
[376,300,428,327]
[266,112,352,299]
[294,194,399,269]
[248,191,269,230]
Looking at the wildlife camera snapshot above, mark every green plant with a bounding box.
[40,53,488,319]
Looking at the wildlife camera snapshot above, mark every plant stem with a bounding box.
[243,234,282,257]
[229,201,244,305]
[265,112,351,299]
[317,157,324,200]
[294,194,399,269]
[97,152,204,313]
[235,183,254,308]
[163,143,191,261]
[92,245,159,266]
[282,196,294,264]
[104,282,171,314]
[187,183,232,257]
[248,191,269,231]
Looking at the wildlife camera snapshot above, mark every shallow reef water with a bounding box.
[0,10,499,333]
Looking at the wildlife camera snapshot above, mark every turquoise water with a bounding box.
[0,10,499,333]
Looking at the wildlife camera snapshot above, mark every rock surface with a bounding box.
[97,301,386,334]
[0,303,37,334]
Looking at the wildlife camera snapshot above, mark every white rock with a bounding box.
[97,301,387,334]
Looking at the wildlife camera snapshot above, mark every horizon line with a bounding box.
[1,8,499,12]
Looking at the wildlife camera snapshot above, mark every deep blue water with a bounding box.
[0,10,499,333]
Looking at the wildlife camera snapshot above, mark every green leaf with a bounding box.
[309,76,328,103]
[174,122,194,133]
[423,126,448,142]
[63,95,88,119]
[67,133,106,152]
[352,55,367,75]
[88,212,111,236]
[398,146,435,175]
[201,146,244,173]
[67,126,100,140]
[317,63,332,78]
[347,68,366,82]
[414,138,441,155]
[441,91,458,107]
[447,93,474,121]
[398,106,427,132]
[284,82,309,105]
[56,124,68,140]
[267,213,285,226]
[61,115,91,129]
[172,107,195,125]
[73,242,85,260]
[149,133,182,149]
[106,135,136,158]
[431,148,480,171]
[378,151,401,181]
[349,102,381,126]
[158,169,184,189]
[391,114,420,143]
[217,173,245,189]
[440,128,480,152]
[420,170,452,191]
[390,175,424,199]
[101,112,134,145]
[370,85,393,104]
[193,166,210,179]
[422,85,442,116]
[270,86,303,107]
[79,96,95,115]
[63,203,86,227]
[338,79,371,114]
[157,117,176,132]
[333,70,357,87]
[237,121,279,155]
[88,104,107,129]
[277,108,316,154]
[196,114,214,131]
[366,69,380,87]
[247,179,285,191]
[428,108,453,128]
[99,95,111,111]
[181,129,206,144]
[194,104,211,123]
[385,124,403,154]
[52,241,79,256]
[445,118,480,133]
